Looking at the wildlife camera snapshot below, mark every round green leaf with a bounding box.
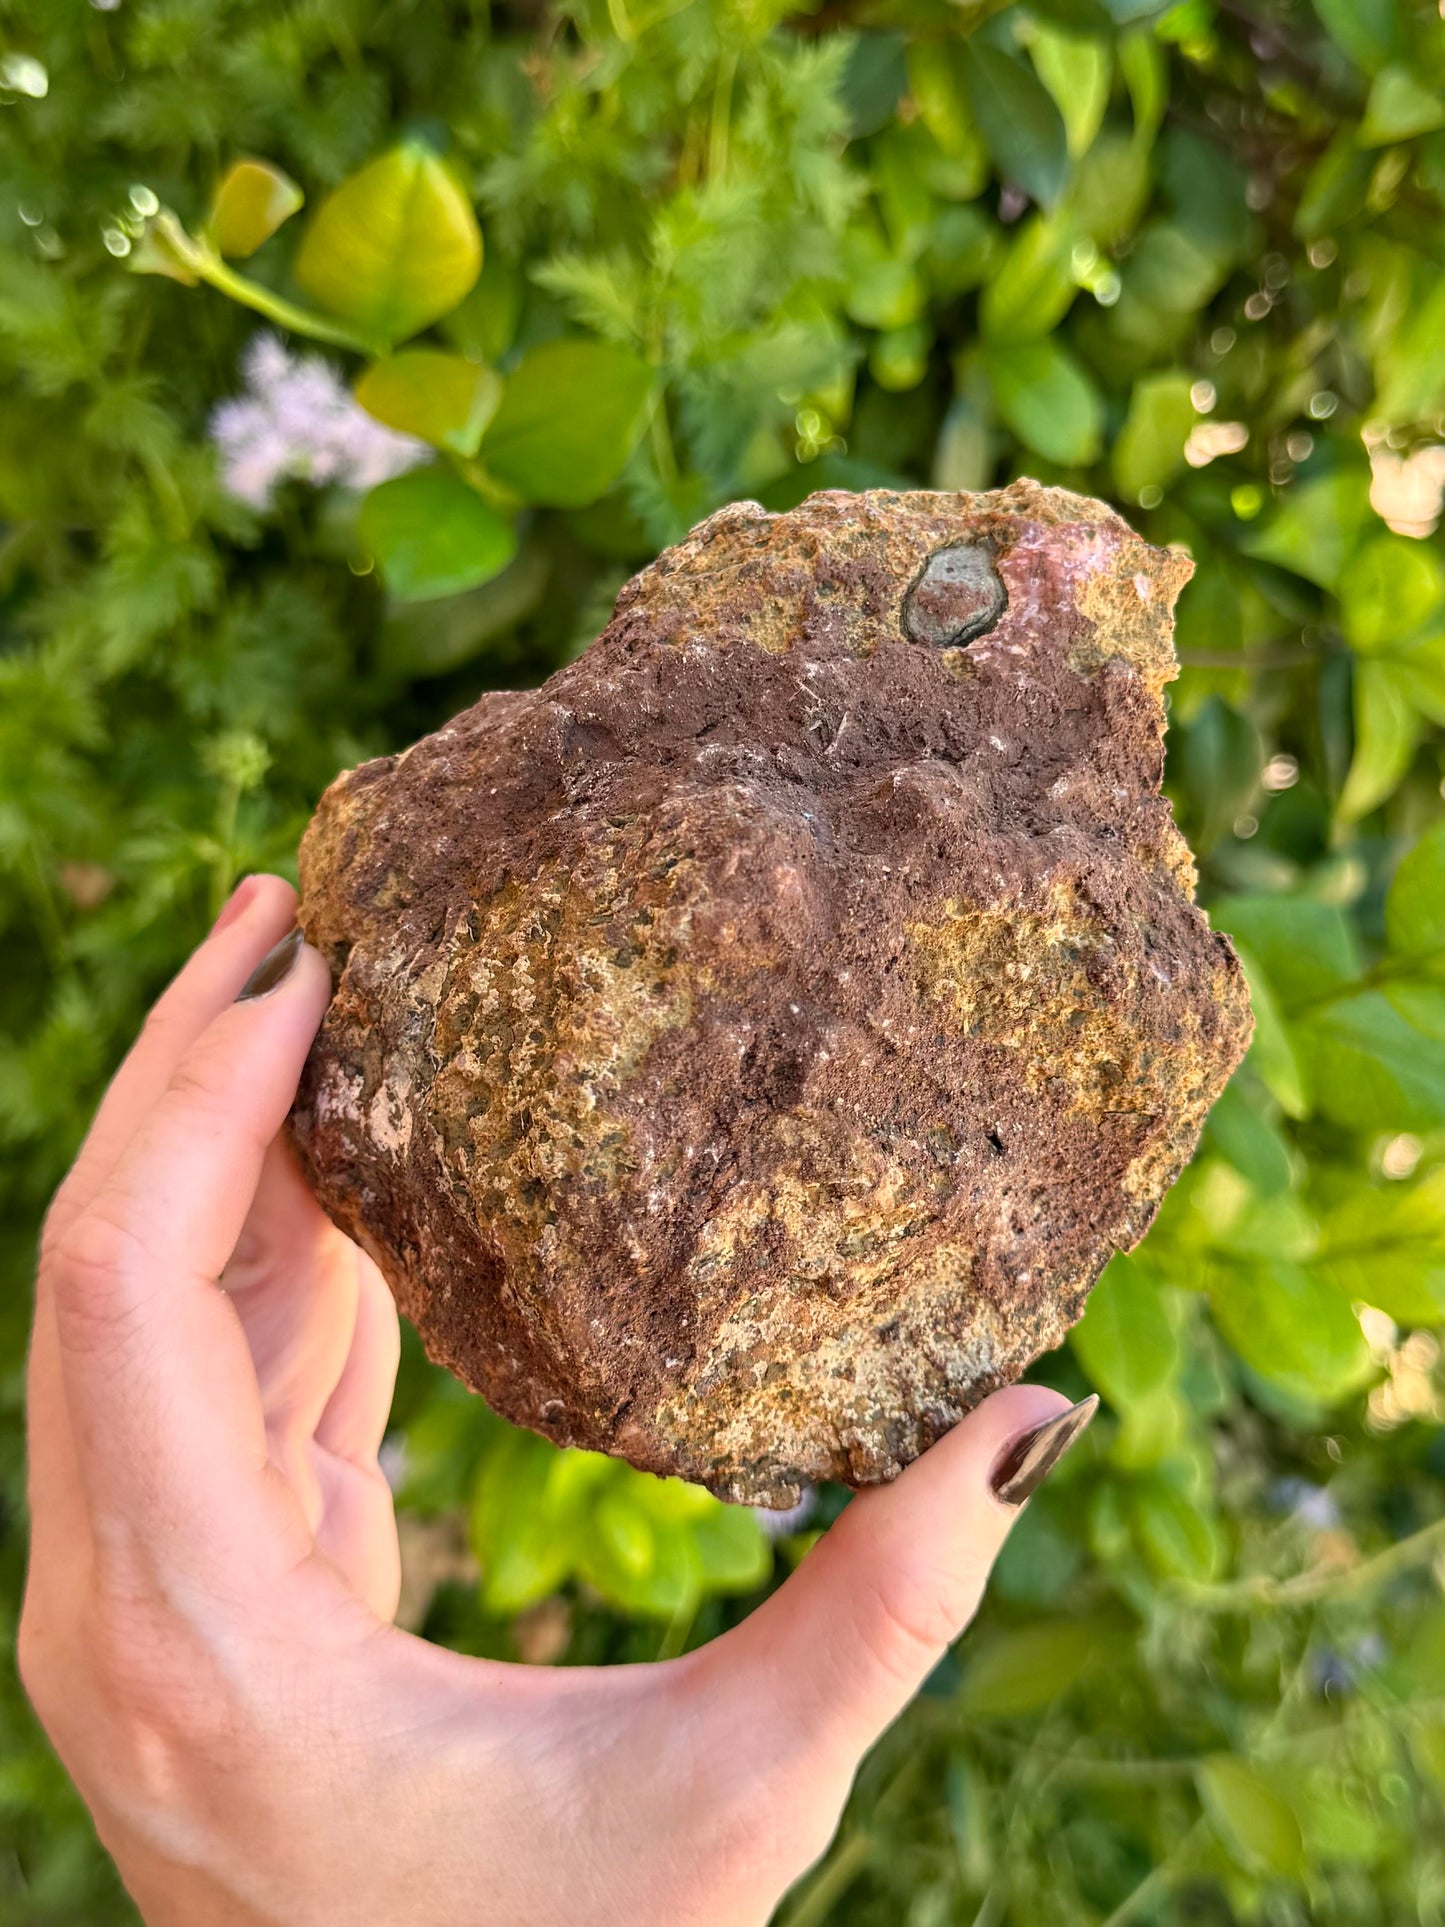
[1071,1253,1178,1407]
[481,340,654,508]
[1197,1756,1305,1877]
[983,338,1102,465]
[689,1503,772,1593]
[1386,819,1445,961]
[207,158,303,260]
[359,469,516,603]
[355,351,502,457]
[1206,1259,1371,1403]
[295,142,482,348]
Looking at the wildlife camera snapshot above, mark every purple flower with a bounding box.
[211,333,427,510]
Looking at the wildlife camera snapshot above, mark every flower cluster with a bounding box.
[210,333,427,510]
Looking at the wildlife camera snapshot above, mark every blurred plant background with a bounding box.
[2,0,1445,1919]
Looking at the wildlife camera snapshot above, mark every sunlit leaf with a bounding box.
[295,142,482,347]
[1360,66,1445,147]
[1339,660,1423,823]
[1027,25,1110,160]
[982,337,1102,464]
[1387,820,1445,962]
[1112,370,1196,502]
[1207,1260,1371,1402]
[1241,469,1371,590]
[355,351,502,456]
[1071,1253,1177,1407]
[207,158,303,259]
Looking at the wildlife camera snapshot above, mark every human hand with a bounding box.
[21,874,1093,1927]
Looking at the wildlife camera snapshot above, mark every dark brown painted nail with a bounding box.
[236,926,304,1002]
[990,1395,1098,1507]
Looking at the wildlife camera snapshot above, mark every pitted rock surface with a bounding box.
[291,482,1252,1505]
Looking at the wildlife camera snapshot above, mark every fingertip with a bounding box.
[210,872,297,942]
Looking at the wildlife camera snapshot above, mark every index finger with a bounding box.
[42,927,332,1574]
[43,875,299,1250]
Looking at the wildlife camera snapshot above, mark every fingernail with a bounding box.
[990,1394,1099,1507]
[212,874,260,936]
[236,926,304,1002]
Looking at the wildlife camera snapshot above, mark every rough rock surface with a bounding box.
[291,482,1252,1505]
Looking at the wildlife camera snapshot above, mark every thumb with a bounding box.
[704,1386,1097,1773]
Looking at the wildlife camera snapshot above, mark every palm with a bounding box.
[221,1139,402,1621]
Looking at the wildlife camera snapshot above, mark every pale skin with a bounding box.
[20,872,1071,1927]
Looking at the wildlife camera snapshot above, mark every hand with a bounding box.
[21,874,1082,1927]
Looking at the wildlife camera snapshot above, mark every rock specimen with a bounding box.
[291,482,1252,1505]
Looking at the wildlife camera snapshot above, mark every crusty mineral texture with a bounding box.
[291,482,1252,1505]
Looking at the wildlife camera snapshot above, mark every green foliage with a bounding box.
[2,1,1445,1923]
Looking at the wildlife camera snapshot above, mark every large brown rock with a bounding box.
[291,482,1252,1505]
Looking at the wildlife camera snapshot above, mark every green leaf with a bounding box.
[1066,133,1152,245]
[1027,25,1111,160]
[982,338,1103,465]
[1205,1078,1295,1195]
[355,352,502,456]
[1360,67,1445,148]
[979,213,1078,340]
[1241,469,1371,589]
[957,1621,1097,1718]
[1130,1479,1220,1581]
[1197,1756,1306,1877]
[1311,0,1397,72]
[1318,1172,1445,1325]
[1374,276,1445,423]
[1303,990,1445,1132]
[481,340,654,508]
[580,1510,701,1618]
[1295,127,1373,239]
[1387,820,1445,960]
[842,222,926,330]
[359,469,516,603]
[1122,221,1228,316]
[1338,660,1423,824]
[1340,535,1445,653]
[1112,370,1196,502]
[207,158,303,260]
[294,142,483,348]
[1118,29,1167,146]
[1214,896,1360,1014]
[959,42,1071,211]
[469,1429,573,1615]
[1235,944,1309,1118]
[1071,1253,1178,1406]
[1207,1260,1371,1402]
[690,1503,773,1593]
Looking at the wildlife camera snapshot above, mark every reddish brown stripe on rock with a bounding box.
[289,482,1252,1507]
